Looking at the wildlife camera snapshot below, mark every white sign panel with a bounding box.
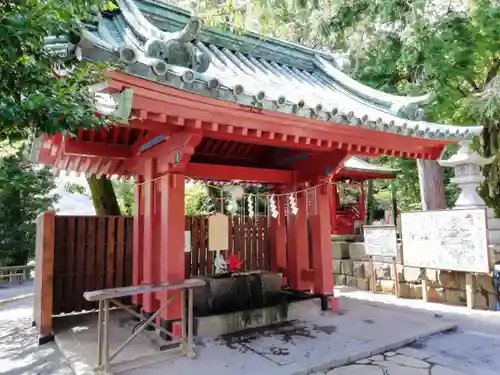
[401,208,489,273]
[363,225,398,257]
[184,231,191,252]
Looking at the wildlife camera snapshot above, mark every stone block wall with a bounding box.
[331,241,499,311]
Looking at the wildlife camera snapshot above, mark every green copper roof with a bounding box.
[343,157,399,175]
[46,0,482,141]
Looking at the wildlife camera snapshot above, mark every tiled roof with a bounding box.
[45,0,482,141]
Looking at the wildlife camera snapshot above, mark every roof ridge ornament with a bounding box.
[119,0,210,73]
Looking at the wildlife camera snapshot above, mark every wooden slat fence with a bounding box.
[185,215,270,277]
[52,216,134,315]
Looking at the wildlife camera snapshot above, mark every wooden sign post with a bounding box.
[363,225,398,295]
[401,208,489,309]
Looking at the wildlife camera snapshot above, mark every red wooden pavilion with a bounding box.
[31,0,481,330]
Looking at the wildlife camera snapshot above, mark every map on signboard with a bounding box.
[401,208,489,273]
[363,225,398,258]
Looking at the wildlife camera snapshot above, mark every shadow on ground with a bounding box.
[0,299,72,375]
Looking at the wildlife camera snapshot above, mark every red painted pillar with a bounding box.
[286,190,310,291]
[159,173,185,323]
[329,184,338,233]
[132,177,144,307]
[359,181,366,222]
[310,186,337,311]
[269,195,287,285]
[141,159,159,314]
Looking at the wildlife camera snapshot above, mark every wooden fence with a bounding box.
[52,215,134,315]
[185,215,270,277]
[34,212,270,338]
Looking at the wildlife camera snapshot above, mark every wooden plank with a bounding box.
[84,278,206,302]
[205,217,214,274]
[34,212,55,339]
[257,216,263,269]
[191,217,200,276]
[65,217,75,313]
[238,216,246,270]
[125,217,134,286]
[53,217,66,315]
[116,216,125,287]
[85,218,96,310]
[262,216,270,270]
[95,217,106,291]
[185,217,192,278]
[106,217,116,289]
[75,217,86,312]
[245,217,253,271]
[199,217,207,275]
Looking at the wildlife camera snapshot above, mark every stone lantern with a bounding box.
[438,140,500,244]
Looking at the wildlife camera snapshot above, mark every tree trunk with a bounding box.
[87,175,122,215]
[417,159,446,210]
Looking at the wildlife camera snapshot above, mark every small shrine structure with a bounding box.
[331,157,398,235]
[31,0,481,335]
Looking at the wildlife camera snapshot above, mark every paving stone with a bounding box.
[326,365,384,374]
[431,365,467,375]
[397,346,433,360]
[385,351,397,357]
[385,362,429,375]
[387,354,430,368]
[368,354,385,361]
[355,358,371,364]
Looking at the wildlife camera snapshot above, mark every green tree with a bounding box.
[0,0,118,140]
[1,0,124,216]
[0,144,58,265]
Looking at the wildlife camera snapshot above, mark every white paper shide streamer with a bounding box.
[247,194,254,218]
[289,193,299,215]
[270,194,279,219]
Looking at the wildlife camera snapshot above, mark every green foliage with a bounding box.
[0,144,58,265]
[185,182,213,216]
[0,0,117,140]
[113,180,134,215]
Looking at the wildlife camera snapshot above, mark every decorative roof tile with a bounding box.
[46,0,482,141]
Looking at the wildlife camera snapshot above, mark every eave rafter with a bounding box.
[105,72,448,160]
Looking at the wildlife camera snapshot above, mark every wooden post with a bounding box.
[33,211,55,345]
[359,181,366,222]
[329,184,338,231]
[269,195,287,285]
[142,160,158,314]
[310,186,334,296]
[465,273,475,309]
[393,256,400,298]
[287,189,310,290]
[421,279,429,302]
[132,178,144,308]
[159,173,185,322]
[369,255,376,292]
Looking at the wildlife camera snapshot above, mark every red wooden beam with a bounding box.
[185,163,295,184]
[64,139,134,159]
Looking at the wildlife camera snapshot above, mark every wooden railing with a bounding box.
[0,265,34,284]
[84,279,205,374]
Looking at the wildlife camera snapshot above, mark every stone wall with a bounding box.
[332,241,500,311]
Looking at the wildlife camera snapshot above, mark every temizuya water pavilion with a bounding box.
[31,0,481,347]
